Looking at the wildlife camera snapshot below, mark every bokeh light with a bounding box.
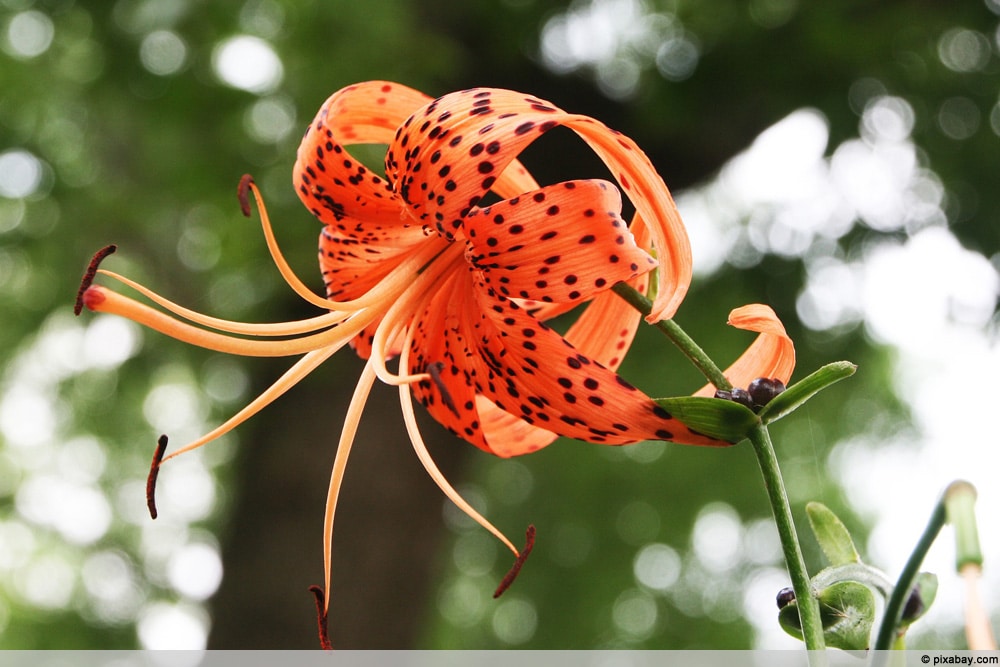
[3,10,54,59]
[212,35,283,94]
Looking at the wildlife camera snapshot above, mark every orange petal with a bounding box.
[294,81,430,237]
[466,271,722,447]
[318,225,432,302]
[384,86,692,320]
[473,396,558,458]
[407,270,495,453]
[386,88,692,322]
[463,180,656,305]
[560,117,692,322]
[386,88,565,240]
[694,304,796,397]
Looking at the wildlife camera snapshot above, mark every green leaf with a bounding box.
[758,361,857,424]
[653,396,759,443]
[899,572,938,628]
[807,502,861,566]
[819,581,877,650]
[779,581,876,651]
[811,563,893,599]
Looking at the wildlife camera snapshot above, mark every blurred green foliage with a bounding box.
[0,0,997,651]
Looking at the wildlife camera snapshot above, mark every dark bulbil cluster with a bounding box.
[715,377,786,412]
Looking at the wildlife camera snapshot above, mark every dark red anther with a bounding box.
[146,435,168,520]
[493,524,536,599]
[74,244,117,315]
[308,585,333,650]
[238,174,255,217]
[428,362,460,418]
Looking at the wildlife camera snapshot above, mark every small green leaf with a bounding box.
[899,572,938,628]
[758,361,857,424]
[654,396,759,443]
[819,581,877,650]
[779,581,876,651]
[807,502,861,566]
[811,563,893,599]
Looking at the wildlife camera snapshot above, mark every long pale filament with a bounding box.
[161,344,342,463]
[322,358,378,612]
[247,180,447,313]
[85,286,376,357]
[97,269,351,336]
[397,327,519,557]
[367,246,465,387]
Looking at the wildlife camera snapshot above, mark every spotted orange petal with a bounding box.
[469,273,723,448]
[384,88,692,323]
[407,269,494,453]
[294,81,429,239]
[561,117,691,322]
[385,89,563,240]
[463,179,656,305]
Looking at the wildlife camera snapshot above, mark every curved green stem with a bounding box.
[873,497,947,655]
[615,285,821,657]
[747,424,826,655]
[611,282,731,391]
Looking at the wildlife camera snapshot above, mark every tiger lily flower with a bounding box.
[76,80,793,640]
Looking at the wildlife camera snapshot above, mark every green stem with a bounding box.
[611,282,732,391]
[747,424,826,655]
[615,284,820,656]
[873,497,947,655]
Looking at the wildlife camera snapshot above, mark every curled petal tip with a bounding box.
[493,524,536,598]
[75,245,117,315]
[308,585,333,650]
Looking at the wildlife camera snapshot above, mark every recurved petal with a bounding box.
[559,116,692,322]
[386,88,566,240]
[463,180,656,305]
[694,304,796,397]
[407,265,724,452]
[294,81,430,237]
[469,272,724,448]
[474,396,558,458]
[561,273,648,371]
[407,270,494,454]
[384,86,692,320]
[317,224,431,302]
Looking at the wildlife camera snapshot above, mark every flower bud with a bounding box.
[748,377,786,409]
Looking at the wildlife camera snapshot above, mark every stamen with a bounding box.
[161,345,340,463]
[98,269,351,337]
[493,525,536,598]
[244,176,450,313]
[84,286,374,357]
[238,174,254,218]
[307,585,333,650]
[428,362,460,418]
[397,335,519,556]
[322,360,378,612]
[75,245,117,315]
[367,318,430,387]
[146,435,168,519]
[365,248,462,387]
